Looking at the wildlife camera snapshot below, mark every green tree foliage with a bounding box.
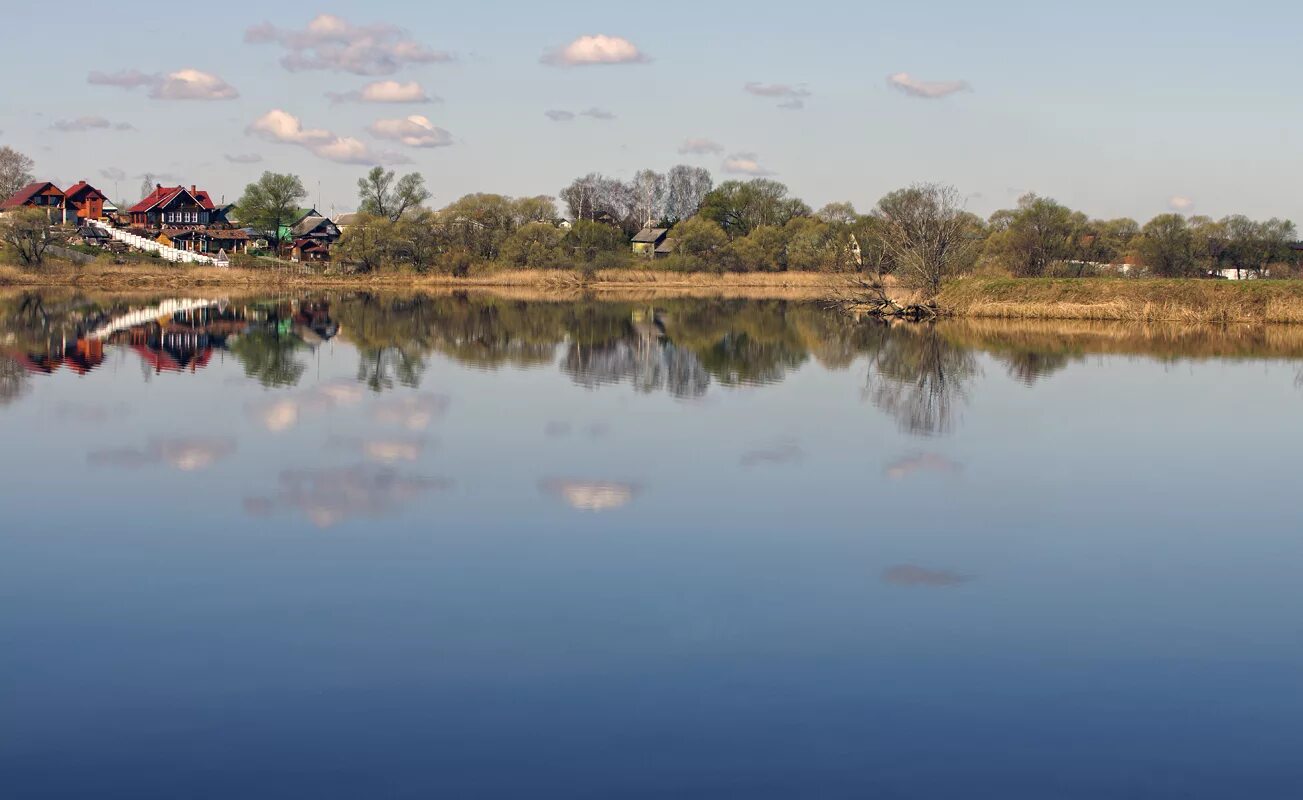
[357,167,430,222]
[670,217,729,270]
[334,213,394,273]
[501,222,567,268]
[236,172,307,248]
[984,193,1080,277]
[698,179,811,238]
[565,219,627,263]
[1138,214,1197,277]
[0,208,54,266]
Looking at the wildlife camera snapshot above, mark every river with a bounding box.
[2,291,1301,798]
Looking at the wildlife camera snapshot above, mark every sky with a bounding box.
[0,0,1298,223]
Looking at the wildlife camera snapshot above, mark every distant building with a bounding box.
[0,181,65,221]
[129,185,217,229]
[334,212,362,231]
[62,181,109,222]
[632,226,670,257]
[163,227,251,255]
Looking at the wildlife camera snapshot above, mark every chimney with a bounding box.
[191,185,197,194]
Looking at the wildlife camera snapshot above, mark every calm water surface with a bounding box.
[2,291,1302,798]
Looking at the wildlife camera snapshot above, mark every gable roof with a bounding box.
[292,215,339,237]
[632,227,669,243]
[128,185,215,214]
[1,181,62,209]
[64,181,107,202]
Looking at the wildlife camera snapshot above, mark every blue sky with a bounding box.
[0,1,1298,223]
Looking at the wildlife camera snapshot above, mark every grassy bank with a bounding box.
[10,260,1303,323]
[0,262,865,301]
[937,277,1303,324]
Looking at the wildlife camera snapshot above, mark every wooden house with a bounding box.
[632,226,669,257]
[63,181,108,222]
[129,185,217,229]
[163,227,251,255]
[1,181,66,221]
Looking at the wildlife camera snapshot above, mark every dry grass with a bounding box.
[0,261,866,300]
[938,277,1303,324]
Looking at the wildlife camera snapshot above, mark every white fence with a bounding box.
[87,219,218,266]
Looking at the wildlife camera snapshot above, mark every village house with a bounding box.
[1,181,66,221]
[63,181,108,222]
[632,226,670,257]
[129,185,218,229]
[160,227,251,255]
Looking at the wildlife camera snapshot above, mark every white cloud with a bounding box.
[328,80,436,104]
[224,153,263,164]
[246,14,452,75]
[369,115,454,148]
[88,68,238,100]
[52,116,131,132]
[679,138,724,155]
[887,72,971,99]
[723,152,774,176]
[248,109,394,164]
[545,109,576,122]
[152,69,239,100]
[542,34,648,66]
[744,82,811,110]
[1169,195,1195,212]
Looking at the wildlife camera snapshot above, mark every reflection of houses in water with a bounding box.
[560,308,710,399]
[4,298,340,378]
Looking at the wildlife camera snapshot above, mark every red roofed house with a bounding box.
[63,181,108,222]
[128,184,216,229]
[1,181,66,221]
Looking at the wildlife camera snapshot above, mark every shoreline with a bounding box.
[8,264,1303,323]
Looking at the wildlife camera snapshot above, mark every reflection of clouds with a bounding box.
[246,380,366,433]
[89,437,236,472]
[740,441,804,467]
[539,479,638,512]
[329,435,429,463]
[883,565,972,588]
[373,393,450,431]
[245,465,453,528]
[885,453,962,480]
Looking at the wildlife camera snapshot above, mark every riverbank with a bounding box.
[8,262,1303,323]
[0,263,863,301]
[937,277,1303,324]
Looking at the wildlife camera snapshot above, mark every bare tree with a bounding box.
[630,169,667,228]
[665,165,713,223]
[0,146,35,200]
[875,184,978,298]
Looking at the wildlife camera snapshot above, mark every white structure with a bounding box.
[86,219,218,266]
[85,298,227,341]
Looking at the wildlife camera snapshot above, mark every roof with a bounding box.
[632,227,669,243]
[294,238,328,250]
[128,185,215,214]
[335,212,362,226]
[1,181,62,209]
[655,238,678,254]
[164,227,249,240]
[292,215,337,236]
[64,181,107,202]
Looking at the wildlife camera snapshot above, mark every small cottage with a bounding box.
[1,181,66,221]
[632,226,670,257]
[129,185,217,229]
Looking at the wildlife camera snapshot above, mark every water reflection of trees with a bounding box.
[0,356,28,407]
[865,326,978,436]
[228,329,308,388]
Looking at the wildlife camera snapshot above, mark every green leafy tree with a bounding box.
[699,179,811,238]
[986,194,1079,277]
[335,213,395,273]
[501,222,566,268]
[565,219,626,262]
[236,172,307,251]
[1138,214,1196,277]
[358,167,430,222]
[0,208,54,266]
